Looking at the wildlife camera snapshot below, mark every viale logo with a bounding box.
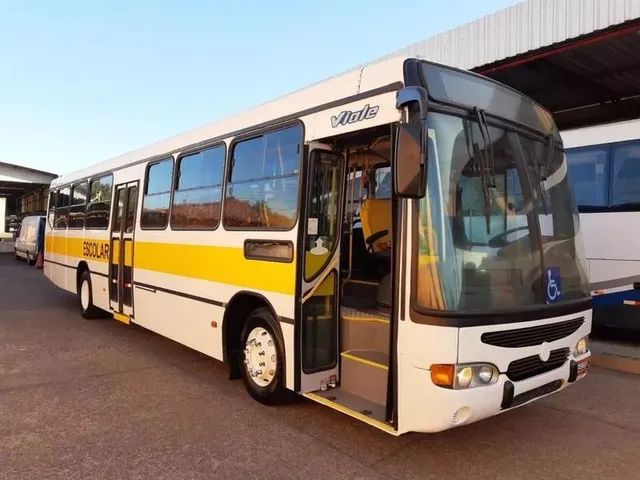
[330,104,379,128]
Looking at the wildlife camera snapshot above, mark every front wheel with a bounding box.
[78,270,101,319]
[239,308,287,404]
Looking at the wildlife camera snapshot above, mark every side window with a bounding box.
[86,175,113,229]
[141,158,173,229]
[54,186,70,229]
[611,141,640,207]
[171,145,225,229]
[47,190,57,227]
[223,124,302,229]
[565,146,609,209]
[69,181,88,228]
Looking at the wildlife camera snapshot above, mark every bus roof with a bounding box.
[52,56,408,188]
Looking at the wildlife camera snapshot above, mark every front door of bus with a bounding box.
[109,182,138,322]
[298,149,344,392]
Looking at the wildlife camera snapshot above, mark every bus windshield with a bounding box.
[415,111,590,313]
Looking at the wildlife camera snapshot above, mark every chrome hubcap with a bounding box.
[243,327,277,387]
[80,280,90,310]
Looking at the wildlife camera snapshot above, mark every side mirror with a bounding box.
[394,122,426,198]
[394,86,428,198]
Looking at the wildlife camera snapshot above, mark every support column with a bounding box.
[0,197,6,235]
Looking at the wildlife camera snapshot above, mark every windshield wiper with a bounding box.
[472,107,495,234]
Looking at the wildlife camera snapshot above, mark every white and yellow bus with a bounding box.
[44,57,592,435]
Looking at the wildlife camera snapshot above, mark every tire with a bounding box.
[78,270,101,319]
[238,308,287,404]
[26,252,34,266]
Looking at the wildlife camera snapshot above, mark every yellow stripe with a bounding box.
[303,392,397,435]
[45,235,109,263]
[44,236,296,295]
[341,350,388,370]
[113,312,130,324]
[340,314,390,324]
[134,241,295,295]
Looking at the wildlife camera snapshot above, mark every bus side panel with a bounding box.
[134,286,225,360]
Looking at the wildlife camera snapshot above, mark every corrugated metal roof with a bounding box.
[381,0,640,70]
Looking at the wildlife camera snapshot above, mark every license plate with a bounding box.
[577,359,589,379]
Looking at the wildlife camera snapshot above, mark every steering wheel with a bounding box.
[487,226,529,248]
[365,229,389,253]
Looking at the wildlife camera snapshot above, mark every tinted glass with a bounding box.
[54,186,70,229]
[421,63,556,137]
[565,147,609,208]
[141,158,173,229]
[305,151,342,280]
[47,191,57,227]
[177,146,224,190]
[112,188,125,232]
[86,175,113,229]
[172,145,225,229]
[611,141,640,207]
[56,186,70,208]
[302,272,337,373]
[125,186,138,233]
[146,158,173,194]
[71,182,88,206]
[224,125,302,229]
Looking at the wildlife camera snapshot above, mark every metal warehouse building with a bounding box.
[382,0,640,130]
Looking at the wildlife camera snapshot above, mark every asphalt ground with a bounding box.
[1,253,639,480]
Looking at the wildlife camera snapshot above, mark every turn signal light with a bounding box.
[431,364,455,388]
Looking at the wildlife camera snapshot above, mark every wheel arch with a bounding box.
[76,260,89,292]
[222,291,285,381]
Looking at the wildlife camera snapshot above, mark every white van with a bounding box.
[15,215,45,265]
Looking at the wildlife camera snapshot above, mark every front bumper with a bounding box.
[398,352,590,434]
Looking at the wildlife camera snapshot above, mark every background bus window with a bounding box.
[68,181,88,229]
[611,141,640,208]
[224,124,302,229]
[172,145,225,229]
[54,186,70,229]
[86,175,113,229]
[141,158,173,229]
[565,146,609,209]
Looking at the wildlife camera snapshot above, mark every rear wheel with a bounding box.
[26,252,34,266]
[239,308,287,404]
[78,270,101,319]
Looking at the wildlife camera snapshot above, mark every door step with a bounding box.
[341,307,390,354]
[304,388,396,435]
[342,279,379,309]
[340,349,388,405]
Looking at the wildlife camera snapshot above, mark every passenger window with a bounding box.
[86,175,113,229]
[54,186,70,229]
[69,181,88,229]
[611,141,640,207]
[125,186,138,233]
[565,147,609,208]
[47,190,57,227]
[141,158,173,229]
[172,145,225,229]
[224,124,302,229]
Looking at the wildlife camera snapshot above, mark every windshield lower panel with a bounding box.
[415,112,590,315]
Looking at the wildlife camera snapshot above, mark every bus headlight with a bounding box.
[431,363,499,389]
[574,337,589,356]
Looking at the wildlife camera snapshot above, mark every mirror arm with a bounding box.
[396,86,429,121]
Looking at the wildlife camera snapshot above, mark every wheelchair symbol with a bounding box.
[546,268,562,303]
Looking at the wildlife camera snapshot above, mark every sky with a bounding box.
[0,0,521,176]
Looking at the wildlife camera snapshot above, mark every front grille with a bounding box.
[506,348,570,381]
[481,318,583,348]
